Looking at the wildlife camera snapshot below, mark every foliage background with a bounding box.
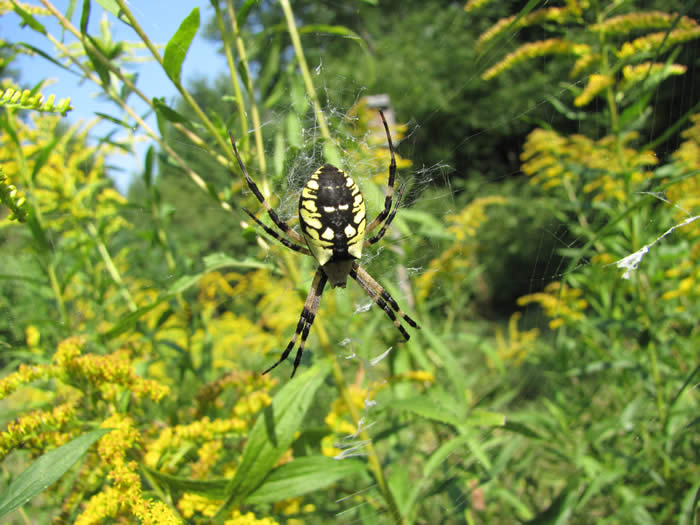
[0,0,698,524]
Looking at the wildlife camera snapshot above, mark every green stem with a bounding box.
[47,262,68,327]
[213,2,248,141]
[279,0,332,142]
[225,0,267,178]
[87,223,138,312]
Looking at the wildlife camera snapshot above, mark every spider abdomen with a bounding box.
[299,165,366,276]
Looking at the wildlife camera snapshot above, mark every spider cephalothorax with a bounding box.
[229,110,419,377]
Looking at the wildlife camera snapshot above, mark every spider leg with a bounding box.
[262,267,328,377]
[365,110,397,234]
[242,206,311,255]
[229,131,306,244]
[350,263,420,341]
[365,182,407,246]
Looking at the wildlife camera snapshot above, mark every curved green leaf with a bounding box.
[163,7,200,83]
[214,361,330,518]
[0,428,111,518]
[246,456,365,504]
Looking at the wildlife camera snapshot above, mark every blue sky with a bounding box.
[5,2,227,191]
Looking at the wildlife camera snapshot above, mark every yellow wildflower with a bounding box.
[483,39,590,80]
[592,11,697,34]
[518,282,588,330]
[618,26,700,58]
[574,74,614,106]
[493,312,540,365]
[476,8,577,50]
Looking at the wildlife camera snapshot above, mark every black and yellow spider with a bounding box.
[229,110,419,377]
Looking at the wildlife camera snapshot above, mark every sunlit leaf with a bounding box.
[0,429,111,518]
[163,7,200,83]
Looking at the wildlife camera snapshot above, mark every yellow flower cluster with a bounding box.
[618,26,700,58]
[574,74,614,107]
[0,401,77,460]
[54,336,170,402]
[659,115,700,304]
[0,165,27,222]
[144,416,247,469]
[0,113,128,236]
[482,39,590,80]
[521,129,657,201]
[517,282,588,330]
[416,196,506,302]
[669,113,700,187]
[195,370,275,416]
[476,8,577,50]
[177,493,280,524]
[0,362,50,400]
[273,496,315,517]
[76,414,180,525]
[227,269,304,352]
[620,62,687,92]
[233,390,272,417]
[464,0,494,13]
[493,312,540,365]
[591,11,697,34]
[190,440,224,478]
[178,492,220,519]
[570,52,601,78]
[0,0,51,16]
[342,101,412,189]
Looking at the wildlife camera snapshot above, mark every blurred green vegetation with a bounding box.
[1,0,698,524]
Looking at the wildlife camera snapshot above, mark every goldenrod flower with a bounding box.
[483,39,590,80]
[618,26,700,58]
[416,196,506,301]
[518,282,588,330]
[592,11,697,35]
[574,74,615,106]
[493,312,540,365]
[477,8,577,50]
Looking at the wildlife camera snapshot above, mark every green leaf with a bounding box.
[419,324,466,404]
[99,296,169,342]
[95,112,132,130]
[10,0,46,34]
[147,455,364,506]
[462,409,506,428]
[389,397,460,427]
[17,43,76,75]
[203,253,276,273]
[80,0,90,34]
[146,469,228,499]
[388,464,411,517]
[93,0,130,24]
[143,146,154,188]
[245,456,365,504]
[153,97,189,124]
[163,7,200,84]
[0,428,111,518]
[235,0,259,28]
[84,35,111,86]
[214,362,330,518]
